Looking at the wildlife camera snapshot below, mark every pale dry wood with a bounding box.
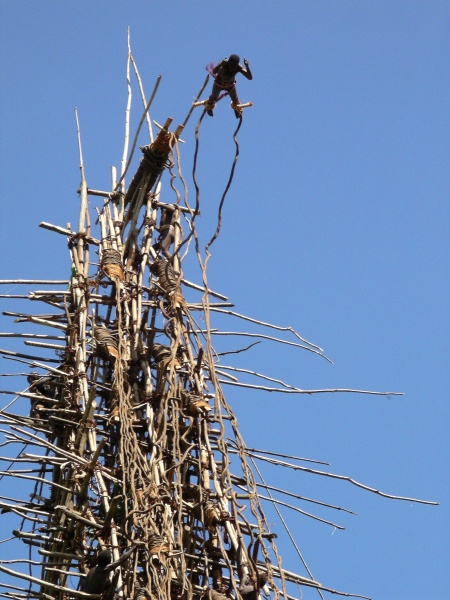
[0,348,60,364]
[234,445,330,466]
[217,364,303,390]
[180,278,228,300]
[250,453,326,598]
[2,423,104,472]
[214,369,239,382]
[246,450,439,505]
[277,577,371,600]
[152,200,195,214]
[199,329,331,361]
[218,379,403,396]
[0,390,60,402]
[19,454,69,464]
[24,341,67,351]
[182,74,210,127]
[75,108,88,237]
[248,492,345,529]
[120,26,133,186]
[130,51,155,142]
[39,222,100,245]
[3,311,67,321]
[0,564,100,598]
[2,355,71,377]
[0,280,69,285]
[115,75,162,198]
[85,188,112,197]
[208,307,324,351]
[0,294,35,299]
[12,316,67,331]
[54,505,104,530]
[0,333,65,339]
[31,290,72,297]
[0,471,72,493]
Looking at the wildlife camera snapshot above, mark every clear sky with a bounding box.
[0,2,448,599]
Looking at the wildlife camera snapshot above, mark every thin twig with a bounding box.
[250,480,356,514]
[130,52,154,142]
[247,451,439,505]
[218,378,402,396]
[197,330,331,361]
[207,307,324,351]
[115,75,162,192]
[120,26,132,185]
[182,74,210,128]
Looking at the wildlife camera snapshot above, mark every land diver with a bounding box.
[206,54,253,118]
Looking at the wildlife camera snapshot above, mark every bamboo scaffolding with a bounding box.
[0,46,436,600]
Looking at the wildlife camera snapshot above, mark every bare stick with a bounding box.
[233,445,330,466]
[187,302,234,308]
[120,80,163,197]
[250,480,356,514]
[0,294,35,299]
[269,498,342,530]
[3,311,66,320]
[216,341,261,356]
[9,316,67,332]
[75,108,88,235]
[277,578,371,600]
[218,379,403,396]
[0,502,49,518]
[130,51,154,142]
[120,26,133,187]
[0,564,101,598]
[2,424,97,469]
[182,74,210,127]
[248,456,326,599]
[24,341,66,351]
[214,369,239,383]
[0,333,64,340]
[54,505,104,530]
[181,278,228,301]
[199,330,331,361]
[0,349,60,364]
[208,307,323,351]
[39,222,100,245]
[0,472,72,493]
[247,451,439,505]
[0,373,31,377]
[0,280,68,285]
[2,355,71,376]
[30,290,71,298]
[217,364,304,390]
[0,390,61,402]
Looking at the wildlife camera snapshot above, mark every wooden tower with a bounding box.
[0,52,435,600]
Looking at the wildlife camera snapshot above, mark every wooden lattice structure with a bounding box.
[0,48,436,600]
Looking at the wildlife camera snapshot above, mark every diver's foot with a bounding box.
[231,101,242,119]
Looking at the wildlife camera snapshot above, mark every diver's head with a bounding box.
[227,54,240,67]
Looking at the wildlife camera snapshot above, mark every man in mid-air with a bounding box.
[206,54,253,118]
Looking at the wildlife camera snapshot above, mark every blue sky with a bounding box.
[0,2,448,599]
